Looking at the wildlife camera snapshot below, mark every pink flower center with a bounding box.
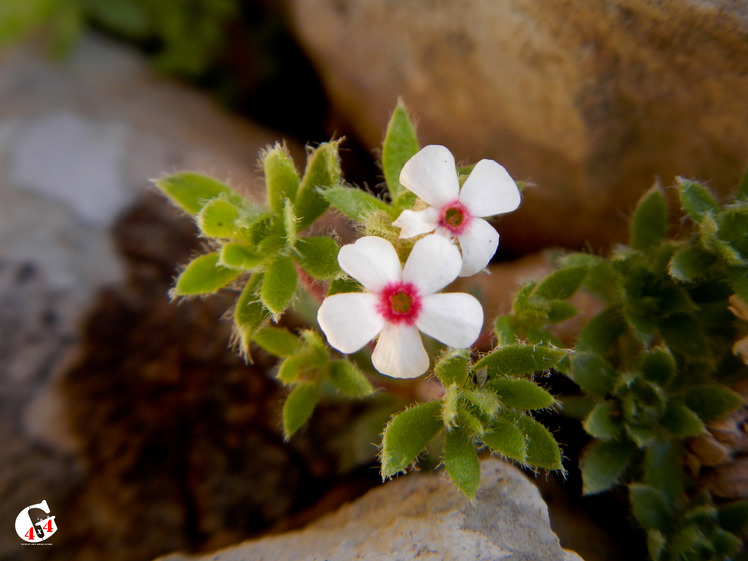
[377,282,422,325]
[438,200,472,235]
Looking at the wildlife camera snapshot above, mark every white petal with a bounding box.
[457,218,499,277]
[392,207,440,238]
[460,159,521,218]
[402,234,461,294]
[371,323,429,378]
[338,236,402,292]
[317,292,385,353]
[399,145,460,207]
[416,293,484,348]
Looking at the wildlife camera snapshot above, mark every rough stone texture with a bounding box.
[155,459,583,561]
[287,0,748,251]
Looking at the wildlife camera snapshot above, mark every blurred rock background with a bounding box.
[1,1,746,560]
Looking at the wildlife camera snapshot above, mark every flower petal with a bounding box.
[460,159,521,218]
[457,218,499,277]
[338,236,402,292]
[399,145,460,207]
[317,292,385,353]
[392,207,440,238]
[416,293,484,348]
[402,234,461,294]
[371,323,429,378]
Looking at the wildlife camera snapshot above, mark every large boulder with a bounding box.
[287,0,748,251]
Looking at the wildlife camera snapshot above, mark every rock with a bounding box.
[155,459,583,561]
[287,0,748,251]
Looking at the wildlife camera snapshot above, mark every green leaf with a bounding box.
[381,400,443,478]
[641,345,676,386]
[490,378,555,410]
[518,415,562,470]
[718,501,748,534]
[546,301,579,324]
[173,252,241,296]
[631,185,668,252]
[584,402,623,440]
[219,242,264,270]
[435,349,471,387]
[669,245,717,282]
[661,403,705,437]
[294,236,340,280]
[581,439,637,495]
[533,266,588,301]
[261,255,298,315]
[457,408,486,436]
[329,360,374,397]
[282,382,321,438]
[657,313,709,358]
[677,177,721,222]
[494,315,520,346]
[327,277,362,295]
[441,384,460,428]
[473,344,567,377]
[263,143,300,215]
[646,531,666,561]
[282,199,297,247]
[629,484,673,532]
[681,385,742,422]
[197,198,240,238]
[481,420,527,463]
[644,436,682,504]
[277,353,309,384]
[323,186,395,222]
[295,141,342,231]
[234,274,270,353]
[462,389,502,418]
[577,307,626,353]
[154,172,239,215]
[443,428,481,499]
[253,327,301,357]
[570,352,618,397]
[381,102,419,200]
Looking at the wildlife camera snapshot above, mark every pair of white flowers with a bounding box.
[318,145,521,379]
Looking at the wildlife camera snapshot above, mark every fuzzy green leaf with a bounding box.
[435,349,471,387]
[631,185,668,252]
[382,103,419,200]
[295,141,342,231]
[443,428,480,499]
[681,385,742,422]
[323,186,395,222]
[481,420,527,463]
[283,382,320,438]
[277,353,308,384]
[644,437,682,504]
[518,415,562,470]
[261,255,298,315]
[327,277,362,295]
[457,408,486,436]
[641,345,676,386]
[294,236,340,280]
[668,245,717,282]
[282,199,297,247]
[584,402,623,440]
[533,266,588,301]
[494,315,520,346]
[329,360,374,397]
[657,313,709,359]
[154,172,239,215]
[630,484,673,532]
[718,501,748,534]
[234,273,270,351]
[491,378,554,410]
[174,252,241,296]
[581,439,637,495]
[462,389,502,418]
[197,198,240,238]
[661,403,705,437]
[381,400,443,478]
[577,307,626,353]
[677,177,721,222]
[547,301,579,324]
[570,352,618,397]
[473,344,567,377]
[253,327,301,357]
[263,143,300,215]
[441,384,461,428]
[219,242,264,271]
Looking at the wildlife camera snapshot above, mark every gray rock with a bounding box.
[155,459,583,561]
[287,0,748,251]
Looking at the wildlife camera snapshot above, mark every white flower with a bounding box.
[317,235,484,378]
[393,145,521,277]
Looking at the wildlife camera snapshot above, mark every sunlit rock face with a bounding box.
[288,0,748,251]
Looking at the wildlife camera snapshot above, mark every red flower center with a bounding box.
[438,200,472,235]
[377,282,422,325]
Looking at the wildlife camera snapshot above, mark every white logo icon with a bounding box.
[15,500,57,543]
